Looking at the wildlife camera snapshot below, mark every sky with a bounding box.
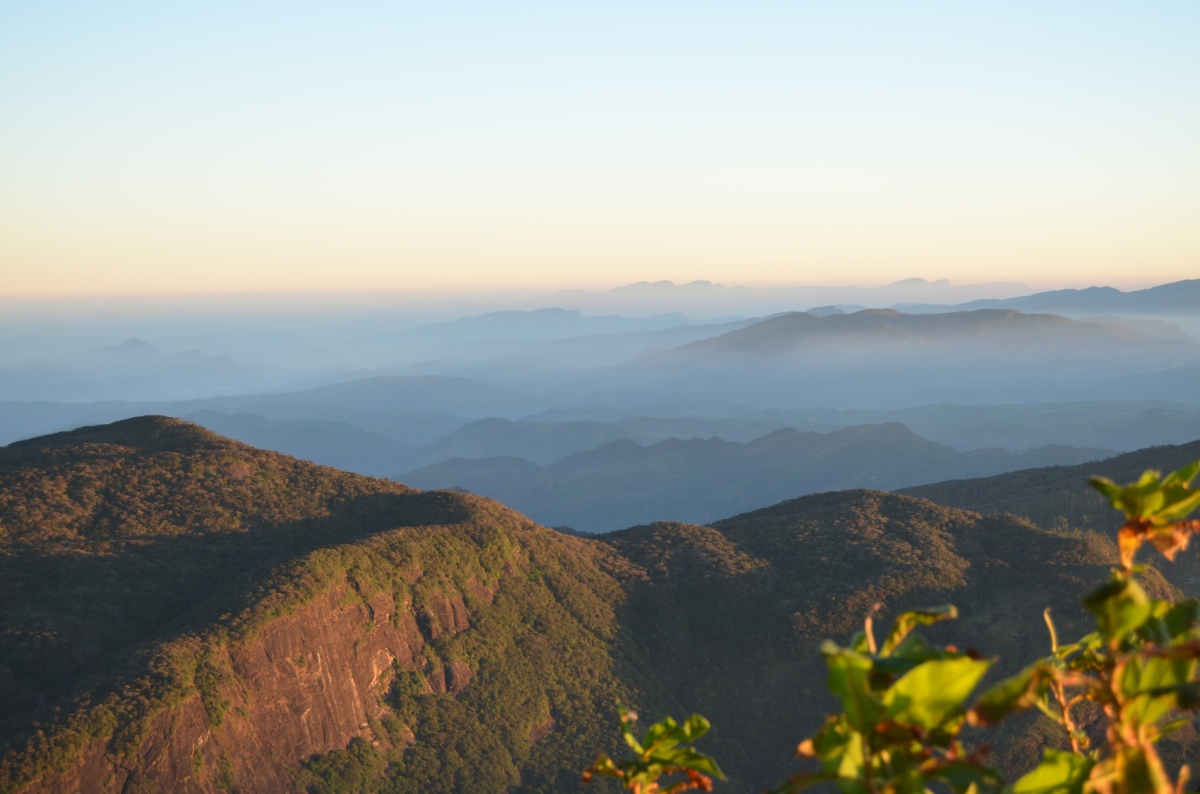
[2,2,1198,296]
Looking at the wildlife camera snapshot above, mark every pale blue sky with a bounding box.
[2,2,1198,294]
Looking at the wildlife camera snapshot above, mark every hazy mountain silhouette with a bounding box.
[402,423,1114,532]
[771,400,1200,452]
[548,278,1030,317]
[264,375,549,418]
[609,308,1200,407]
[667,308,1155,356]
[0,338,279,402]
[898,278,1200,317]
[184,410,411,476]
[404,415,814,468]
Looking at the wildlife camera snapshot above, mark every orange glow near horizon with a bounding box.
[2,3,1197,298]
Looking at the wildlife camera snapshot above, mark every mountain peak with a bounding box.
[887,277,951,288]
[5,415,231,453]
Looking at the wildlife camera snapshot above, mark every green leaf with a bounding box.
[665,746,725,779]
[1161,459,1200,489]
[884,656,991,730]
[938,761,1004,792]
[822,643,883,731]
[970,662,1052,726]
[804,718,864,779]
[881,605,958,655]
[1009,748,1093,794]
[1089,476,1124,509]
[1119,653,1194,695]
[1140,487,1165,517]
[1137,470,1160,489]
[1158,489,1200,522]
[680,714,710,742]
[1083,575,1152,642]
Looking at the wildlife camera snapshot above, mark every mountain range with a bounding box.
[610,308,1200,407]
[4,417,1193,792]
[899,278,1200,318]
[0,339,281,402]
[402,422,1114,532]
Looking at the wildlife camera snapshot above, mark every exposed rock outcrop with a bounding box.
[26,586,432,793]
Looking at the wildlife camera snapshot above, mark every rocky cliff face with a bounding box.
[28,586,421,793]
[12,520,629,793]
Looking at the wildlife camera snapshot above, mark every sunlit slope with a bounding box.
[0,417,633,793]
[0,418,1188,792]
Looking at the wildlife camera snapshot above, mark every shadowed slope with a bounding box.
[601,490,1182,790]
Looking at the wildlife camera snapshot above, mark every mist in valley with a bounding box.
[3,278,1199,532]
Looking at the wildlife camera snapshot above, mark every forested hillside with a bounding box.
[0,418,1189,792]
[0,417,634,793]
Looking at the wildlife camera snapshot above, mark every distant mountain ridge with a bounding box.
[0,338,279,402]
[664,308,1178,358]
[548,277,1031,316]
[612,307,1200,407]
[897,278,1200,317]
[402,422,1114,532]
[264,374,549,418]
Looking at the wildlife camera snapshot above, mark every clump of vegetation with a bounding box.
[779,604,999,793]
[593,460,1200,794]
[583,706,724,793]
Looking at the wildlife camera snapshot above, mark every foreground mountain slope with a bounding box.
[599,492,1186,789]
[1,418,1189,792]
[403,423,1112,532]
[0,417,633,793]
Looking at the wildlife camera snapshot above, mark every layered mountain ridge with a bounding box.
[3,417,1195,792]
[403,422,1112,532]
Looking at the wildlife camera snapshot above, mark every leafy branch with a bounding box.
[583,706,725,794]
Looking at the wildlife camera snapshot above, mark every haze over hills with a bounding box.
[1,290,1198,494]
[547,277,1032,317]
[3,417,1189,792]
[7,392,1200,488]
[899,278,1200,319]
[402,422,1115,532]
[0,339,285,402]
[668,308,1162,353]
[614,308,1200,407]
